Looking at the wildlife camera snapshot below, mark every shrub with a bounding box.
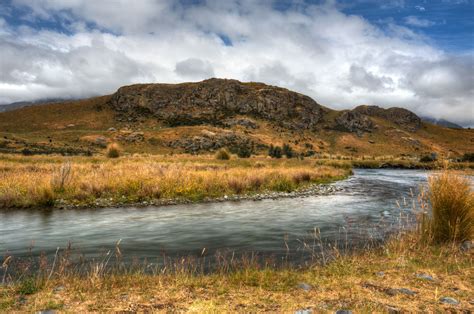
[268,145,282,158]
[282,143,294,158]
[419,154,436,163]
[424,171,474,243]
[461,152,474,162]
[21,148,33,156]
[106,143,121,158]
[51,162,73,192]
[215,148,231,160]
[236,147,251,158]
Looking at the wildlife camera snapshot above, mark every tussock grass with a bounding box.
[106,143,121,158]
[422,170,474,243]
[214,148,230,160]
[0,154,349,208]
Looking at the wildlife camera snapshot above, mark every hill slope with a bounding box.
[0,78,472,158]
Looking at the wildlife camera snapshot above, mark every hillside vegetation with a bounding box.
[0,79,472,159]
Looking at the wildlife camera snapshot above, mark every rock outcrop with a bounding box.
[167,130,263,154]
[335,111,375,136]
[108,78,327,130]
[353,105,421,131]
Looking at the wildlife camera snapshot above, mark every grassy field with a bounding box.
[0,154,350,209]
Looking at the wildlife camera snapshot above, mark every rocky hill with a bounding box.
[108,78,327,130]
[0,79,472,158]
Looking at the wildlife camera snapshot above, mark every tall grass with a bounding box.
[0,154,349,208]
[424,170,473,243]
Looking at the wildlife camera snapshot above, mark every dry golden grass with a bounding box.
[0,234,471,313]
[0,154,349,208]
[421,170,474,243]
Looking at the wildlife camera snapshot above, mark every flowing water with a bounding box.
[0,169,430,264]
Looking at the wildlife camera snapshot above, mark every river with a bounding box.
[0,169,430,265]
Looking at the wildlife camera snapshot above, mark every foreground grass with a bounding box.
[1,236,472,312]
[0,154,350,209]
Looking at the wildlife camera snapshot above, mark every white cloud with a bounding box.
[0,0,472,126]
[405,16,435,27]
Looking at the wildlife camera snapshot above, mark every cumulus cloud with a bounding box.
[0,0,472,126]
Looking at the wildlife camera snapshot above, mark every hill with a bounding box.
[421,117,463,129]
[0,78,472,159]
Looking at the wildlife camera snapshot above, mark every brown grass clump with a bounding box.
[106,143,121,158]
[215,148,230,160]
[425,170,474,243]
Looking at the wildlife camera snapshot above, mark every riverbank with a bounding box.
[0,154,350,209]
[315,158,474,170]
[1,234,472,312]
[1,166,472,312]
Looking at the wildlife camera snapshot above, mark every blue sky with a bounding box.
[0,0,473,125]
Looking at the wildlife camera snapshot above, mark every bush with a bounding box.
[424,171,474,243]
[215,148,231,160]
[236,147,251,158]
[21,148,33,156]
[268,145,282,158]
[419,154,437,163]
[106,143,121,158]
[282,143,294,158]
[461,152,474,162]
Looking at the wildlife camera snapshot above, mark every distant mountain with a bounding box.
[0,98,73,112]
[422,117,463,129]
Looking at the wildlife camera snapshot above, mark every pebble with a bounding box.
[387,306,401,314]
[375,271,385,277]
[36,311,56,314]
[439,297,459,305]
[398,288,417,296]
[53,285,65,293]
[416,273,434,281]
[335,310,352,314]
[460,240,472,251]
[295,309,312,314]
[297,282,312,291]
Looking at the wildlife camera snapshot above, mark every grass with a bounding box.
[215,148,230,160]
[0,154,350,209]
[0,169,472,312]
[0,231,471,312]
[421,169,474,243]
[105,143,121,158]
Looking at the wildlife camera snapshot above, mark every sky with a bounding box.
[0,0,473,126]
